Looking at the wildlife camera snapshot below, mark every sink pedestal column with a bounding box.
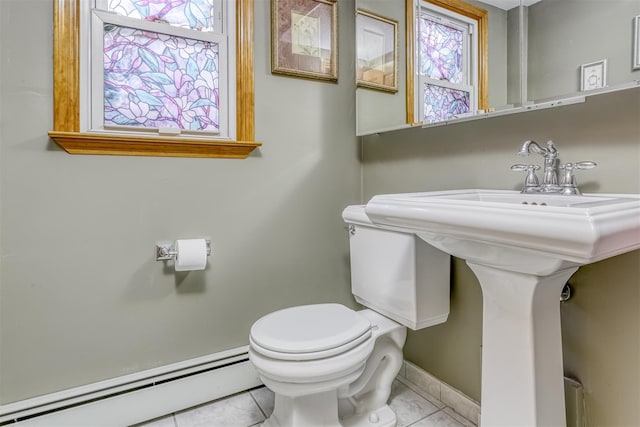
[467,262,579,427]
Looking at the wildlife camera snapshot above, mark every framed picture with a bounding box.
[633,16,640,70]
[580,59,607,91]
[271,0,338,82]
[356,10,398,93]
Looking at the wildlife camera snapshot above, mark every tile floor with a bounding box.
[133,379,476,427]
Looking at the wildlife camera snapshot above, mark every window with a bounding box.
[50,0,260,158]
[406,0,487,126]
[419,6,476,122]
[92,0,229,137]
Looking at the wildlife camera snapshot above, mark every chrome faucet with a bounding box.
[512,140,597,195]
[518,140,560,189]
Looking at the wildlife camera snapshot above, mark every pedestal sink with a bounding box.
[364,189,640,426]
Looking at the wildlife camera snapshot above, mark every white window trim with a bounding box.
[80,0,236,141]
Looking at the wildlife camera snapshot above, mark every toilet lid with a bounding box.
[250,304,371,355]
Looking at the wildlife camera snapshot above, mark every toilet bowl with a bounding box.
[250,304,405,427]
[248,205,451,427]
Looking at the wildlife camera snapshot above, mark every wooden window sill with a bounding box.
[49,131,262,159]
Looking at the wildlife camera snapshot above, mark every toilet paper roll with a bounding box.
[174,239,208,271]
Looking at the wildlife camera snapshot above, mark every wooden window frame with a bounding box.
[49,0,261,159]
[406,0,488,126]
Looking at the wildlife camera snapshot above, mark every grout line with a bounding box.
[247,389,268,419]
[442,407,477,427]
[403,407,448,427]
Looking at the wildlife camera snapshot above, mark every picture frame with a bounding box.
[580,59,607,91]
[633,16,640,71]
[271,0,338,82]
[356,10,398,93]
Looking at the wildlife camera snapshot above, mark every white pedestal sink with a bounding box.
[365,189,640,426]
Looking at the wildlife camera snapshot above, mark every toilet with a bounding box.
[249,205,451,427]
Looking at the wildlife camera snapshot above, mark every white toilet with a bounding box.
[249,205,450,427]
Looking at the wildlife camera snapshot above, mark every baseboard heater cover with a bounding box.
[0,346,261,426]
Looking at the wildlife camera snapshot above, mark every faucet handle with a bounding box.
[559,161,597,195]
[511,164,541,192]
[511,163,541,172]
[572,161,597,170]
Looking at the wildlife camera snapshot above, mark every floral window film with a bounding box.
[102,25,220,132]
[419,17,464,83]
[405,0,487,128]
[92,1,228,137]
[107,0,218,32]
[423,84,470,123]
[417,2,477,124]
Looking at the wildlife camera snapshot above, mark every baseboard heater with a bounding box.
[0,346,262,426]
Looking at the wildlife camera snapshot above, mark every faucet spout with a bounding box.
[519,140,540,156]
[516,140,560,190]
[519,140,553,157]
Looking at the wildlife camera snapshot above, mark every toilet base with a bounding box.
[340,401,396,427]
[262,392,396,427]
[263,390,342,427]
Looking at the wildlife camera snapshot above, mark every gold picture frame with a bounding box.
[356,9,398,93]
[271,0,338,82]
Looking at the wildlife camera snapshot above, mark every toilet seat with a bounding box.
[250,304,372,361]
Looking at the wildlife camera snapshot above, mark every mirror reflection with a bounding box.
[526,0,639,102]
[356,0,408,135]
[356,0,640,136]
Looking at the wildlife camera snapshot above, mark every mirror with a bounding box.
[356,0,524,135]
[356,0,409,135]
[356,0,640,136]
[525,0,640,102]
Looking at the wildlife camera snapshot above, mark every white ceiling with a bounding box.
[479,0,541,10]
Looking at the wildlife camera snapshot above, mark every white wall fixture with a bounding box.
[580,59,608,91]
[365,189,640,426]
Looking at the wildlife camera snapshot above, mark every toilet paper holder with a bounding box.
[155,240,212,261]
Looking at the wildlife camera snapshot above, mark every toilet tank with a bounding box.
[342,205,450,330]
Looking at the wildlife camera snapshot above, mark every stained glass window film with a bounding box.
[107,0,217,32]
[419,16,464,83]
[423,84,470,123]
[103,24,220,131]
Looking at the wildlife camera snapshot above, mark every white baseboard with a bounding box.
[1,346,262,426]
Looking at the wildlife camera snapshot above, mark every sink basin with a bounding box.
[366,189,640,274]
[364,189,640,426]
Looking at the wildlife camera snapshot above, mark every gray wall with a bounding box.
[362,87,640,426]
[528,0,640,101]
[0,0,359,404]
